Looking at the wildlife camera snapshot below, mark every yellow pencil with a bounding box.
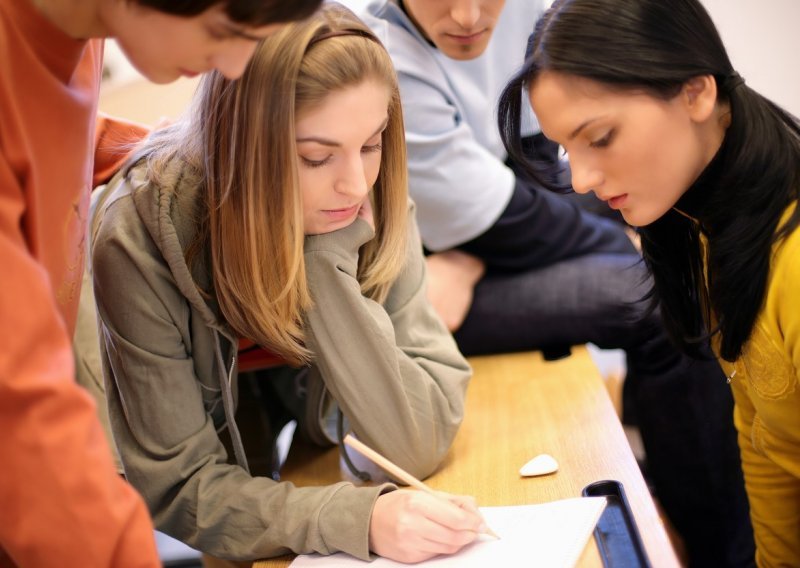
[343,434,500,539]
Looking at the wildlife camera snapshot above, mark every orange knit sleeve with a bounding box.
[93,113,150,187]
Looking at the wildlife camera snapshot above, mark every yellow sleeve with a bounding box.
[740,220,800,565]
[735,415,800,566]
[775,222,800,383]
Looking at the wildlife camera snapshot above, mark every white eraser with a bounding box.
[520,453,559,477]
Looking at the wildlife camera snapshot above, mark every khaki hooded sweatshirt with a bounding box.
[89,159,471,561]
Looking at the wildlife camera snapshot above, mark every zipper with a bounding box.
[228,353,236,386]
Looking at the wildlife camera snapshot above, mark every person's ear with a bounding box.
[681,75,718,123]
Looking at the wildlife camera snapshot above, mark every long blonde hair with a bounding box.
[132,3,407,365]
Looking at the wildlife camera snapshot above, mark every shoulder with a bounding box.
[361,2,444,85]
[91,166,162,280]
[92,168,145,241]
[769,204,800,324]
[773,204,800,279]
[95,157,203,248]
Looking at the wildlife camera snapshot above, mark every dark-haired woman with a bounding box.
[499,0,800,564]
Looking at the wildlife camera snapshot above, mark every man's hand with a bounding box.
[425,250,486,332]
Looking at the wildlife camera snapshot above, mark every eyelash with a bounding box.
[207,26,234,41]
[589,130,615,148]
[301,144,383,169]
[302,157,330,168]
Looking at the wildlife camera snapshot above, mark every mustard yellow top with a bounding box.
[713,205,800,567]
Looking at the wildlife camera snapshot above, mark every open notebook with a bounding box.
[290,496,606,568]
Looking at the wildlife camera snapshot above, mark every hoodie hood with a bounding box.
[125,159,231,337]
[96,158,251,472]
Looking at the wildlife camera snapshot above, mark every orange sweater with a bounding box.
[0,0,158,565]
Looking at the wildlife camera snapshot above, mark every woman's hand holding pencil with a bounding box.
[344,434,497,564]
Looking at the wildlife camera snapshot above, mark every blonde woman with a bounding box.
[89,3,482,564]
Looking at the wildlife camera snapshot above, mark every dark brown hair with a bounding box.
[499,0,800,361]
[133,0,321,26]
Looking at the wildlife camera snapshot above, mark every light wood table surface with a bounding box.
[254,347,679,567]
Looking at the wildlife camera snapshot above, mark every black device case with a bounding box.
[582,480,652,568]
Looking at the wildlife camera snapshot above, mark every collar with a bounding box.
[674,135,730,223]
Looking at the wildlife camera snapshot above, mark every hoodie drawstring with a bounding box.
[214,332,250,474]
[337,408,371,482]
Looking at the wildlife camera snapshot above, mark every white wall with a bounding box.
[102,1,800,119]
[336,0,369,12]
[338,0,800,117]
[701,0,800,116]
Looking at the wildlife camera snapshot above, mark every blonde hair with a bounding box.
[131,3,407,365]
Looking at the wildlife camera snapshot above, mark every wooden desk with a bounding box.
[254,348,679,567]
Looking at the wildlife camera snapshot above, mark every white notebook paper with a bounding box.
[290,496,606,568]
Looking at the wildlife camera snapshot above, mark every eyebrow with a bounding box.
[214,16,273,42]
[296,117,389,146]
[227,25,271,42]
[568,117,606,140]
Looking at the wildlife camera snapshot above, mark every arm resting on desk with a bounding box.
[304,204,471,479]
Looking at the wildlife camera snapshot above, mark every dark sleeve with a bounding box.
[458,177,636,272]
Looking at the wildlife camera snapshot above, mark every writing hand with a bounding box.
[369,489,484,563]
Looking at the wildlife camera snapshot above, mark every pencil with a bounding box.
[343,434,500,539]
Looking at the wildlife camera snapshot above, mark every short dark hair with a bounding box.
[134,0,321,26]
[499,0,800,361]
